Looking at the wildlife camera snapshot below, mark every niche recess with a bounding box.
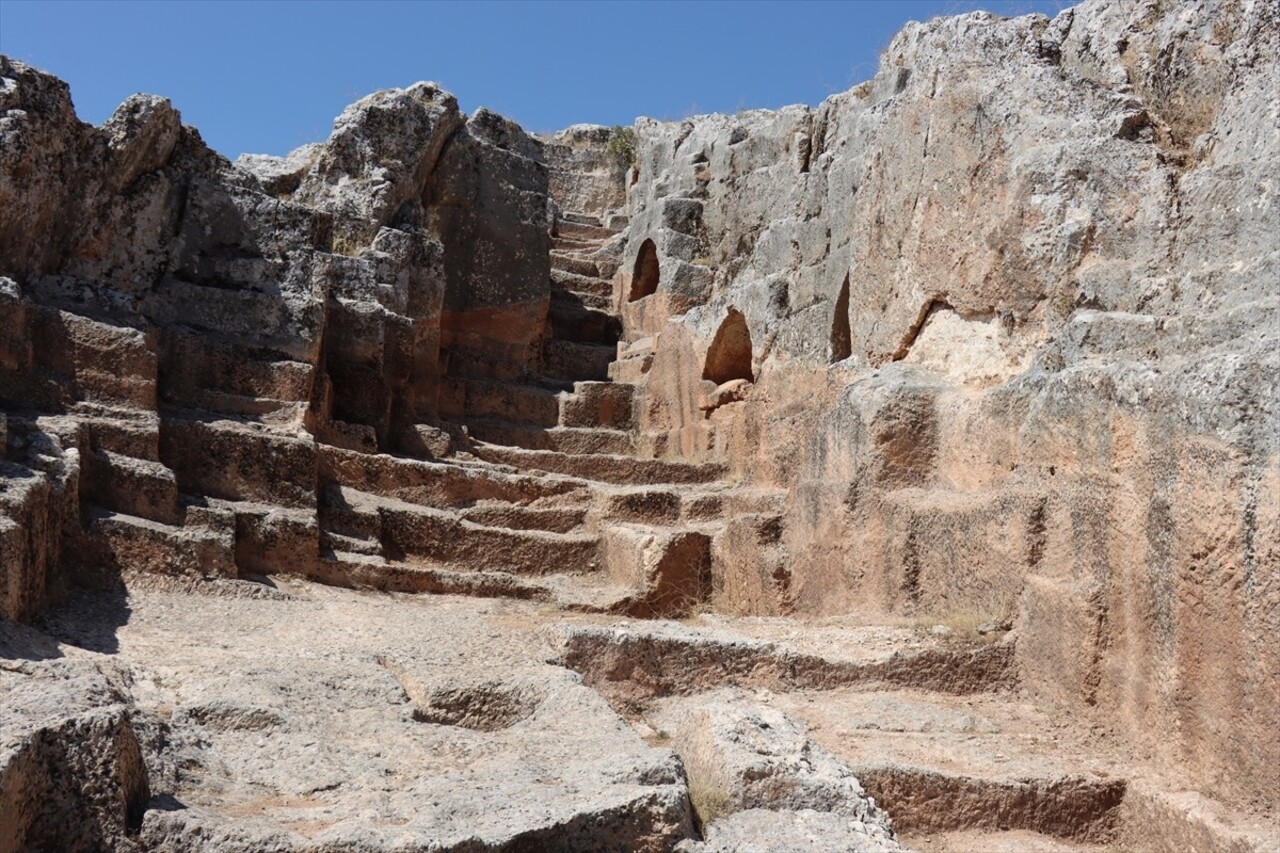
[830,274,852,363]
[629,238,660,302]
[702,308,755,384]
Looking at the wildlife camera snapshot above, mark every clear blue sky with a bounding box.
[0,0,1072,159]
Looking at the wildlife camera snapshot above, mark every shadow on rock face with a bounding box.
[34,583,132,655]
[145,794,187,814]
[0,617,65,661]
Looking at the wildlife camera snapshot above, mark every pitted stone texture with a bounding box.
[678,809,905,853]
[617,0,1280,813]
[292,81,464,247]
[652,691,899,843]
[542,124,629,218]
[0,624,151,853]
[14,582,695,853]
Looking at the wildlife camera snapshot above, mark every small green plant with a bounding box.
[607,125,637,169]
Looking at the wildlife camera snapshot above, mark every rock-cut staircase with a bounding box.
[310,211,778,617]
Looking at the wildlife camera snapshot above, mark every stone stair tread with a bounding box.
[315,554,637,612]
[321,458,591,525]
[555,220,618,241]
[608,354,654,382]
[317,551,557,599]
[590,482,733,526]
[75,414,161,460]
[769,686,1118,783]
[911,830,1110,852]
[545,581,639,614]
[552,287,611,312]
[550,251,601,278]
[323,549,387,567]
[339,485,594,541]
[471,442,728,486]
[464,418,636,456]
[551,236,607,252]
[320,529,382,556]
[333,486,600,576]
[756,685,1141,846]
[550,618,1016,698]
[551,268,613,296]
[540,338,615,382]
[83,445,182,525]
[67,401,159,423]
[83,504,236,576]
[460,502,588,534]
[773,689,1280,853]
[86,505,184,535]
[559,211,604,227]
[443,456,697,505]
[558,381,634,430]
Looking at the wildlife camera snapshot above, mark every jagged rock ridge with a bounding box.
[1,0,1277,850]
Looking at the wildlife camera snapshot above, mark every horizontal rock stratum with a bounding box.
[1,0,1277,851]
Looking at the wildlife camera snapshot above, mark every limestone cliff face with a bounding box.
[613,0,1278,811]
[541,124,629,220]
[0,58,555,618]
[0,0,1276,835]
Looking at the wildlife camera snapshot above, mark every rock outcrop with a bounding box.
[0,57,562,620]
[613,0,1279,817]
[1,0,1277,849]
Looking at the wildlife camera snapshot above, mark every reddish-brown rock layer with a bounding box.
[1,0,1277,849]
[610,0,1278,818]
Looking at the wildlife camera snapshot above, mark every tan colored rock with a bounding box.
[678,809,904,853]
[614,0,1279,813]
[1,0,1277,847]
[651,691,899,841]
[0,635,151,853]
[542,124,629,218]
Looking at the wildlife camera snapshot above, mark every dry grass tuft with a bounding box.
[687,774,734,834]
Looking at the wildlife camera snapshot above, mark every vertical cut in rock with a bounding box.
[890,297,949,363]
[629,238,660,302]
[702,309,754,384]
[830,273,852,363]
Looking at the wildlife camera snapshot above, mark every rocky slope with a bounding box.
[1,0,1277,850]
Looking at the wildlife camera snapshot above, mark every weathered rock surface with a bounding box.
[613,0,1279,818]
[651,691,901,847]
[1,622,151,853]
[677,808,903,853]
[541,124,629,219]
[1,0,1278,849]
[5,583,694,853]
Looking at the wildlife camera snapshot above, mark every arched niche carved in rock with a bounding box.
[702,308,754,384]
[628,238,660,302]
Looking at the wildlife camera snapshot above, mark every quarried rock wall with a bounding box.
[0,0,1276,842]
[0,58,556,617]
[612,0,1279,811]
